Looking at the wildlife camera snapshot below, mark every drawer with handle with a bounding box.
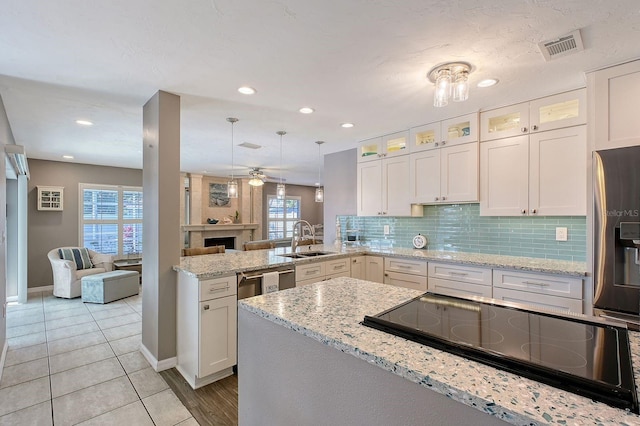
[199,275,237,301]
[296,262,326,282]
[493,270,582,299]
[325,258,351,276]
[384,257,427,275]
[428,262,492,286]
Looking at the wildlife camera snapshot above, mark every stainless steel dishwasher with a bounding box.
[237,265,296,299]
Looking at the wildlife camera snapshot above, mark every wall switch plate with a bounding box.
[556,227,568,241]
[383,225,390,235]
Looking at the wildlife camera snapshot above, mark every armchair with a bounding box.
[47,247,114,298]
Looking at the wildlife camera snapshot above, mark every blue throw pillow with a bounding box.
[58,248,94,270]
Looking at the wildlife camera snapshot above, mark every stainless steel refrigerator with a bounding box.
[593,145,640,329]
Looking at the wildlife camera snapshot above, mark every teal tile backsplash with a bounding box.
[338,204,586,261]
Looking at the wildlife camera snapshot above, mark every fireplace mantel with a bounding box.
[181,223,259,232]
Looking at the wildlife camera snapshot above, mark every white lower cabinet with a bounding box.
[350,256,366,280]
[383,257,428,291]
[427,262,492,299]
[365,256,385,283]
[177,273,237,389]
[296,258,351,287]
[492,269,583,313]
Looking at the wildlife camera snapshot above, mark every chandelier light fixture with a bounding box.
[226,117,239,198]
[427,62,472,107]
[315,141,324,203]
[248,169,265,187]
[276,131,286,199]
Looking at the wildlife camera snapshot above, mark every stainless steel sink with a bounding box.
[278,251,336,259]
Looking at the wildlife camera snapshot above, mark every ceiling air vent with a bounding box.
[538,29,584,62]
[238,142,261,149]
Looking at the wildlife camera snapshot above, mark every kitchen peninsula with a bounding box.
[237,278,640,425]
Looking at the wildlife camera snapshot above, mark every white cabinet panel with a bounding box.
[199,295,237,377]
[428,277,492,298]
[385,257,427,275]
[440,143,478,203]
[409,150,440,203]
[350,256,366,280]
[296,262,326,284]
[357,161,383,216]
[358,155,412,216]
[410,113,478,153]
[428,263,492,286]
[493,270,582,299]
[325,258,350,276]
[589,60,640,150]
[493,287,583,314]
[480,136,529,216]
[365,256,384,283]
[480,102,529,142]
[529,89,586,133]
[382,130,409,158]
[357,137,383,162]
[529,126,587,215]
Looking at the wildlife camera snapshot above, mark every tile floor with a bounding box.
[0,288,199,425]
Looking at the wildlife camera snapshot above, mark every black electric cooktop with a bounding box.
[363,293,638,413]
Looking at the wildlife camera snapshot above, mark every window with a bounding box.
[80,184,143,257]
[267,195,301,239]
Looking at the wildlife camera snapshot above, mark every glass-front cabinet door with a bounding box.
[357,137,383,162]
[480,102,529,142]
[409,122,441,152]
[529,88,586,133]
[382,130,409,158]
[441,112,478,146]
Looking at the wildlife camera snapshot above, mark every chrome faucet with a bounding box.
[291,220,315,253]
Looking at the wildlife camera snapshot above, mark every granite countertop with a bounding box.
[173,243,587,279]
[238,277,640,425]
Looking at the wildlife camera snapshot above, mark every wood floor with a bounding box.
[160,369,238,426]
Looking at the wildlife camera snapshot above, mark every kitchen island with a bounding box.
[238,277,640,425]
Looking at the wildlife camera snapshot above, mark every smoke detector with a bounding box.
[538,29,584,62]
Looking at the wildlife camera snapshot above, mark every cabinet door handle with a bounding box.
[208,285,230,293]
[203,305,210,311]
[434,197,439,201]
[521,209,527,214]
[435,142,439,147]
[449,271,468,276]
[522,281,550,287]
[530,208,537,214]
[532,125,538,131]
[521,127,528,133]
[441,196,446,201]
[441,141,446,146]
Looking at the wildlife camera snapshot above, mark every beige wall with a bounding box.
[27,159,142,288]
[261,183,323,240]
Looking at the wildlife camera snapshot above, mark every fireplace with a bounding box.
[204,237,236,250]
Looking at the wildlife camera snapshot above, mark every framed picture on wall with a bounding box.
[209,183,230,207]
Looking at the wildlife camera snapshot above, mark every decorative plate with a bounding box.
[412,234,427,249]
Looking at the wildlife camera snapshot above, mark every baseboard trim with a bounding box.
[28,285,53,294]
[0,339,8,383]
[175,364,234,390]
[140,343,176,372]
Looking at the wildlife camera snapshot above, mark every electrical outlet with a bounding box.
[383,225,390,235]
[556,227,568,241]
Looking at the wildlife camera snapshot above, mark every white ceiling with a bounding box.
[1,0,639,185]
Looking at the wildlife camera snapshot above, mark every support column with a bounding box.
[141,90,181,370]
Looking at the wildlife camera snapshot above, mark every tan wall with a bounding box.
[261,183,323,240]
[27,159,142,288]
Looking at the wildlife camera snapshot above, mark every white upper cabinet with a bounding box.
[409,113,478,153]
[480,89,586,142]
[357,131,409,162]
[410,143,478,204]
[357,155,413,216]
[588,59,640,150]
[480,126,587,216]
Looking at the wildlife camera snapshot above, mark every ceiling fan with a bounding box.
[234,167,284,186]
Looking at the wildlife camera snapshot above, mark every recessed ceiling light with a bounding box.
[62,155,74,159]
[299,107,314,114]
[75,120,93,126]
[238,86,256,95]
[341,123,354,128]
[477,79,499,88]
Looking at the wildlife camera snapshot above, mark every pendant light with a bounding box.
[276,131,286,200]
[315,141,324,203]
[227,117,238,198]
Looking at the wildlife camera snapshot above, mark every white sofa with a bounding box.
[47,247,114,298]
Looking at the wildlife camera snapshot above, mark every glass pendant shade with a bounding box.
[227,180,238,197]
[453,71,469,102]
[248,177,264,187]
[276,183,286,200]
[315,186,324,203]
